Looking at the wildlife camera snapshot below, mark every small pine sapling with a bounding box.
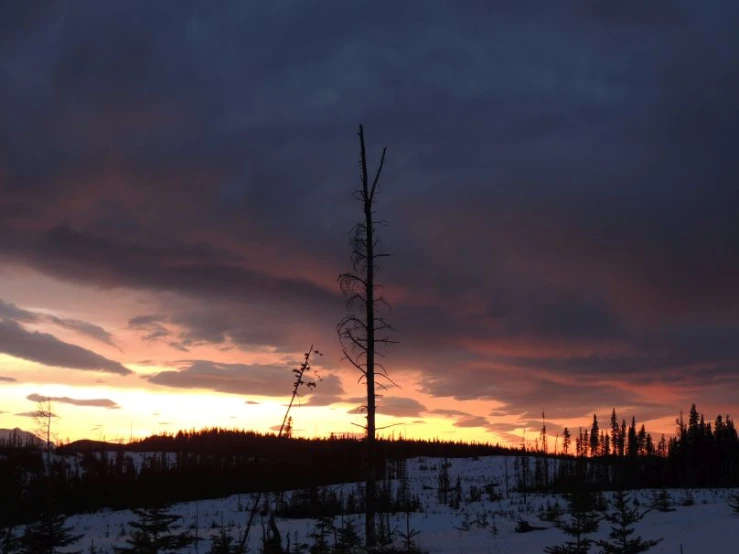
[398,511,421,553]
[375,510,397,551]
[539,500,564,524]
[596,490,662,554]
[450,477,462,510]
[22,512,83,554]
[0,526,19,554]
[728,491,739,514]
[650,489,674,513]
[114,504,194,554]
[544,489,600,554]
[437,461,450,505]
[307,515,334,554]
[208,516,235,554]
[334,517,361,554]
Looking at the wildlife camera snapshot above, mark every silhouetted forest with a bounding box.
[0,429,509,528]
[0,404,736,529]
[517,404,738,493]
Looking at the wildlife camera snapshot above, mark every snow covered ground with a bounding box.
[51,455,739,553]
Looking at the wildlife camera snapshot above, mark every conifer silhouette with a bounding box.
[22,512,82,554]
[728,491,739,514]
[595,490,662,553]
[114,505,194,554]
[0,526,18,554]
[544,489,600,554]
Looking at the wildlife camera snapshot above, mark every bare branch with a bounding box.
[376,422,402,431]
[369,147,387,201]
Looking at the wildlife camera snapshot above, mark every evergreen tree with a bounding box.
[437,460,450,505]
[0,526,19,554]
[450,476,462,509]
[657,435,667,457]
[207,523,234,554]
[590,415,599,457]
[645,433,654,456]
[283,417,293,439]
[307,515,333,554]
[563,428,571,456]
[627,417,638,458]
[610,409,620,456]
[637,425,647,456]
[601,433,610,459]
[22,512,82,554]
[334,518,361,554]
[544,490,600,554]
[114,505,194,554]
[619,420,627,457]
[596,490,662,553]
[650,489,674,513]
[727,491,739,514]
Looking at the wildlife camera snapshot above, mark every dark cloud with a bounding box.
[453,415,490,428]
[15,411,57,418]
[128,315,171,342]
[422,369,668,421]
[376,397,426,418]
[147,361,344,398]
[0,319,131,375]
[1,1,738,429]
[303,394,343,407]
[47,316,118,349]
[0,300,36,322]
[168,342,190,352]
[0,376,17,382]
[0,299,118,348]
[26,393,120,409]
[429,409,471,418]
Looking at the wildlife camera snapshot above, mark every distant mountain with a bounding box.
[56,439,122,454]
[0,427,46,447]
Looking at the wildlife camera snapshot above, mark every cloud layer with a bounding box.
[147,360,344,398]
[26,393,120,410]
[0,319,131,375]
[0,2,738,429]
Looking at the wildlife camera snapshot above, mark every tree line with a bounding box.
[0,427,511,529]
[518,403,738,492]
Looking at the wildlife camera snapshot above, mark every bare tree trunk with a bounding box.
[363,133,378,547]
[338,124,392,549]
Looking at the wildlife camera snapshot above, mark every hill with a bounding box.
[0,427,45,447]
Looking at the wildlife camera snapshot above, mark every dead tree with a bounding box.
[236,346,320,554]
[337,124,394,548]
[34,397,55,474]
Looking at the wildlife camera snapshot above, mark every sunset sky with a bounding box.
[1,2,738,447]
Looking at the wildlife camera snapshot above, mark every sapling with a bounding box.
[22,512,83,554]
[237,346,321,553]
[113,504,194,554]
[728,491,739,514]
[596,490,662,553]
[650,489,674,513]
[544,489,600,554]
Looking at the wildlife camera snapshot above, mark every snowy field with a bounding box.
[51,455,739,553]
